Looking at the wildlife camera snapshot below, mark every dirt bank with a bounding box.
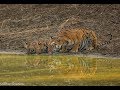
[0,50,119,59]
[0,4,119,56]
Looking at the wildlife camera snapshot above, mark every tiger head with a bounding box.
[48,36,68,54]
[23,40,48,54]
[23,41,37,54]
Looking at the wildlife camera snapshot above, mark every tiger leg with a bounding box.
[59,46,66,53]
[70,43,80,53]
[86,38,94,51]
[85,38,95,51]
[59,41,69,53]
[86,41,97,52]
[91,31,98,49]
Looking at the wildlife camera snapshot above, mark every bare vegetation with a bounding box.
[0,4,119,56]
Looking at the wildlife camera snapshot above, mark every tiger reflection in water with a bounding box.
[24,55,97,76]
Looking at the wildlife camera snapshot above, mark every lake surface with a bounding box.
[0,54,120,86]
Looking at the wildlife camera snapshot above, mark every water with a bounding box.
[0,54,120,86]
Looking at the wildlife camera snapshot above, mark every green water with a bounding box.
[0,54,120,86]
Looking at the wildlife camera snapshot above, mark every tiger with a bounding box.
[48,28,98,54]
[23,39,48,54]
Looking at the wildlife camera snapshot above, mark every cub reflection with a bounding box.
[25,55,97,76]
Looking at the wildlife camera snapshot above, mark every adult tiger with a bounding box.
[48,28,98,54]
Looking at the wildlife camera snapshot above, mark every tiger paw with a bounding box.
[70,50,78,53]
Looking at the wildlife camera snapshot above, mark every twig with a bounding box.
[58,19,69,31]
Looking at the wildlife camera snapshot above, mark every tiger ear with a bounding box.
[22,41,28,49]
[38,42,42,45]
[87,31,92,36]
[57,39,60,42]
[62,32,67,35]
[89,31,92,34]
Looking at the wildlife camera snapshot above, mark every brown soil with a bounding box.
[0,4,119,57]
